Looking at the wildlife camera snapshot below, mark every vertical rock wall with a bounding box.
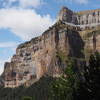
[3,22,84,87]
[57,7,100,25]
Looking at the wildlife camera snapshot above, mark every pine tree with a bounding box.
[85,52,100,100]
[78,52,100,100]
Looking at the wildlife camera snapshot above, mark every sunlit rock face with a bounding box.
[57,7,78,24]
[77,11,100,25]
[81,28,100,55]
[3,21,84,87]
[57,7,100,25]
[2,7,100,88]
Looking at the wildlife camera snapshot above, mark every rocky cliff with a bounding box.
[2,7,100,88]
[3,21,84,87]
[57,7,100,59]
[80,26,100,62]
[57,7,100,26]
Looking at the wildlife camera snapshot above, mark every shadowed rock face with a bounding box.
[3,21,84,87]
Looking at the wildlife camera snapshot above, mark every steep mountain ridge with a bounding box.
[3,21,84,88]
[57,7,100,26]
[1,7,100,88]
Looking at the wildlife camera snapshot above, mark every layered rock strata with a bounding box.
[57,7,100,26]
[2,7,100,88]
[3,22,84,87]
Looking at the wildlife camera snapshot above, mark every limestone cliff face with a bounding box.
[80,27,100,59]
[57,7,78,24]
[57,7,100,58]
[2,7,100,87]
[57,7,100,25]
[77,10,100,25]
[3,21,84,87]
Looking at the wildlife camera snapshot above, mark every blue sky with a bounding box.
[0,0,100,74]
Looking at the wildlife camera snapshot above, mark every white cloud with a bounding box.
[76,0,88,4]
[2,0,42,8]
[0,8,55,40]
[19,0,42,8]
[0,42,18,75]
[59,0,88,4]
[0,61,4,75]
[0,42,19,48]
[0,58,11,75]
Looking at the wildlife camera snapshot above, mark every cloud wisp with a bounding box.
[58,0,89,4]
[0,42,19,48]
[0,58,11,75]
[0,60,5,75]
[76,0,88,4]
[0,41,18,75]
[1,0,43,8]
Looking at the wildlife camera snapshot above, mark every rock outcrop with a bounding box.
[57,7,100,26]
[3,21,84,88]
[77,9,100,25]
[80,26,100,61]
[57,7,78,24]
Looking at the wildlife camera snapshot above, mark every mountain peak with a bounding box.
[57,6,100,26]
[57,6,73,23]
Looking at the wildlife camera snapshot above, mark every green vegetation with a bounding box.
[22,96,32,100]
[50,52,100,100]
[56,51,68,63]
[76,52,100,100]
[50,59,79,100]
[0,77,53,100]
[0,52,100,100]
